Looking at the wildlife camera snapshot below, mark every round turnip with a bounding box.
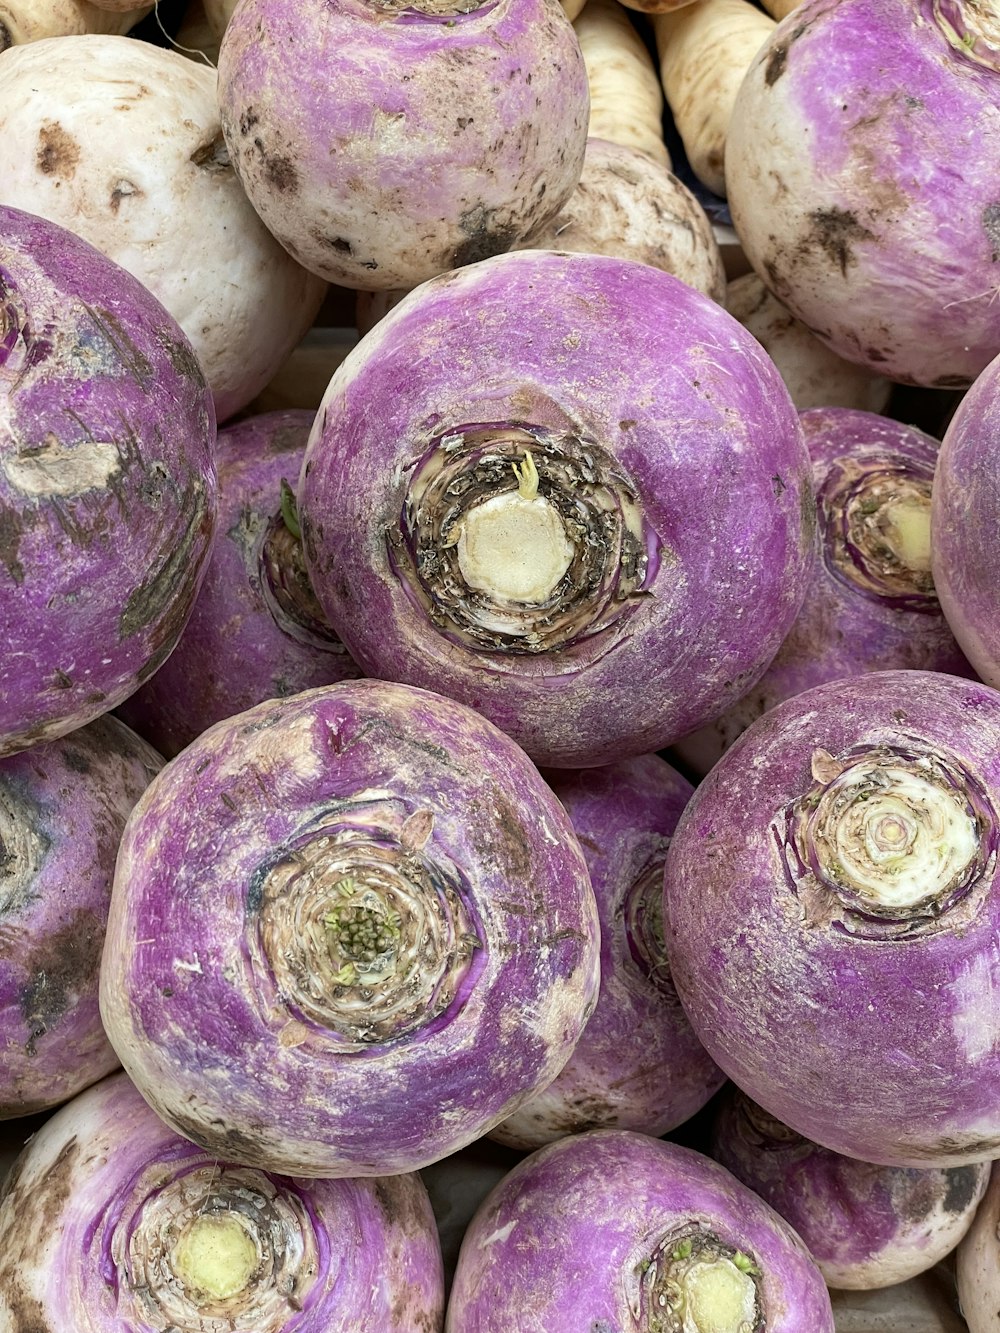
[0,204,216,756]
[489,753,724,1148]
[300,249,815,768]
[0,0,149,46]
[932,349,1000,689]
[100,679,600,1178]
[217,0,590,290]
[0,1071,445,1331]
[711,1087,989,1290]
[665,669,1000,1168]
[117,410,363,758]
[726,0,1000,387]
[447,1129,835,1331]
[0,35,327,421]
[956,1160,1000,1333]
[674,406,971,774]
[0,715,161,1117]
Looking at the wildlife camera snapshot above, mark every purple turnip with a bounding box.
[675,406,972,774]
[0,1070,445,1331]
[0,714,161,1117]
[217,0,589,289]
[932,349,1000,690]
[117,410,363,758]
[490,753,724,1148]
[299,248,814,768]
[100,678,600,1178]
[0,35,327,421]
[956,1160,1000,1333]
[665,669,1000,1168]
[447,1128,835,1331]
[711,1086,989,1290]
[0,204,216,757]
[725,0,1000,387]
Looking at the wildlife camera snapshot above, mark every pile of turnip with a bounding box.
[3,0,1000,1328]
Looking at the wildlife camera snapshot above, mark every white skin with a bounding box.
[0,35,326,421]
[0,0,149,45]
[575,0,671,168]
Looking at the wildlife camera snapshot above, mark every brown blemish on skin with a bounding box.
[470,790,532,880]
[764,42,789,86]
[982,203,1000,261]
[452,204,519,269]
[109,180,140,214]
[804,207,874,277]
[19,911,104,1055]
[36,124,81,180]
[0,504,28,585]
[942,1165,981,1214]
[262,153,299,195]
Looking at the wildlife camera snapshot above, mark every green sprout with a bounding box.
[280,478,301,539]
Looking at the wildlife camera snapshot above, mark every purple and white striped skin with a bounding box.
[489,754,725,1149]
[956,1160,1000,1333]
[665,669,1000,1169]
[0,715,161,1118]
[725,0,1000,388]
[117,410,363,759]
[933,350,1000,691]
[299,249,815,768]
[0,1071,446,1332]
[100,678,600,1178]
[0,205,216,757]
[710,1087,989,1291]
[446,1129,835,1332]
[674,407,973,775]
[217,0,589,290]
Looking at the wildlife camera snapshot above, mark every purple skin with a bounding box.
[217,0,589,289]
[0,715,161,1118]
[100,678,600,1178]
[710,1086,989,1290]
[664,669,1000,1168]
[674,406,974,775]
[933,350,1000,691]
[0,1070,445,1332]
[446,1129,835,1332]
[116,410,363,758]
[726,0,1000,388]
[299,249,815,768]
[489,754,725,1149]
[0,204,217,758]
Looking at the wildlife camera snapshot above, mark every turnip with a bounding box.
[0,0,149,47]
[726,0,1000,387]
[0,35,327,421]
[665,669,1000,1168]
[217,0,589,290]
[447,1129,835,1331]
[100,678,600,1178]
[956,1160,1000,1333]
[932,350,1000,690]
[489,754,725,1148]
[574,0,671,168]
[0,1070,446,1331]
[653,0,776,197]
[0,715,161,1118]
[0,204,216,757]
[674,407,971,774]
[727,274,891,413]
[299,249,814,768]
[711,1087,989,1290]
[117,410,363,758]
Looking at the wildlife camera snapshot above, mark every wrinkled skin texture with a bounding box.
[675,407,972,774]
[117,410,363,758]
[0,35,326,421]
[932,349,1000,689]
[0,716,161,1118]
[0,1072,445,1332]
[300,249,814,768]
[217,0,589,289]
[101,679,600,1177]
[0,205,216,757]
[447,1129,835,1331]
[711,1087,989,1290]
[490,754,724,1148]
[665,670,1000,1167]
[726,0,1000,387]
